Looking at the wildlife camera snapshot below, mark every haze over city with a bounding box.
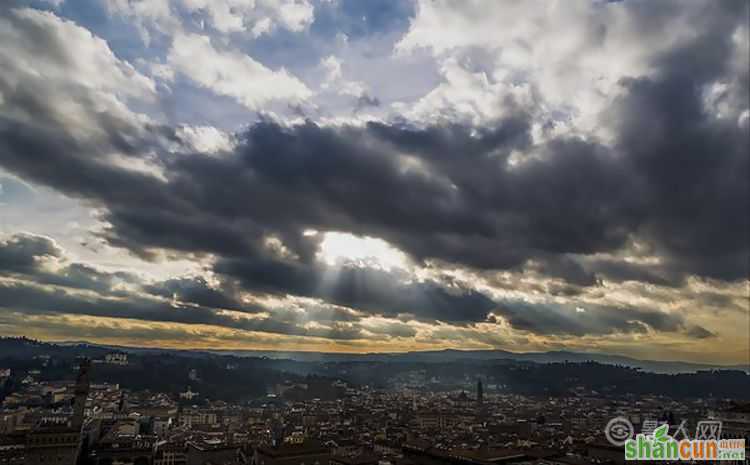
[0,0,748,365]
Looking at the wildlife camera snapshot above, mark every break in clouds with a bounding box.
[0,0,748,363]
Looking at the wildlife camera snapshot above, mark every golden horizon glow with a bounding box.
[1,311,747,365]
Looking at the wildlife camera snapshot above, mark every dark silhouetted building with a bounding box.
[24,359,90,465]
[255,441,330,465]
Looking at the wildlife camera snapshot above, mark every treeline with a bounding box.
[0,340,338,403]
[1,338,747,401]
[313,359,750,399]
[486,361,749,398]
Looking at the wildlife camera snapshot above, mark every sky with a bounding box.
[0,0,748,364]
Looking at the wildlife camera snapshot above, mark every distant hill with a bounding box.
[207,348,749,374]
[3,338,747,374]
[2,337,748,400]
[81,344,747,374]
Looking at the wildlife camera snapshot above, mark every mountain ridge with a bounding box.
[40,339,749,374]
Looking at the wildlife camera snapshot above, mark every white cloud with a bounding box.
[398,56,533,126]
[320,55,343,88]
[167,32,312,110]
[1,8,155,101]
[251,17,272,37]
[105,0,314,40]
[180,0,246,33]
[271,0,314,33]
[176,125,236,154]
[339,81,368,98]
[316,231,410,271]
[104,0,177,45]
[40,0,65,7]
[396,0,704,132]
[318,55,369,99]
[0,8,157,145]
[136,58,176,83]
[739,110,749,129]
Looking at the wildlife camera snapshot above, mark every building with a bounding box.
[89,434,155,465]
[187,440,240,465]
[179,387,199,401]
[178,408,217,428]
[403,441,564,465]
[0,432,25,464]
[152,416,173,437]
[24,359,90,465]
[476,379,483,406]
[586,442,624,465]
[415,412,459,430]
[329,454,379,465]
[72,359,90,429]
[154,441,187,465]
[104,353,129,366]
[712,403,750,461]
[255,441,331,465]
[24,422,81,465]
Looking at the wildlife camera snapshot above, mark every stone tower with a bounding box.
[476,378,483,405]
[72,358,90,429]
[24,359,90,465]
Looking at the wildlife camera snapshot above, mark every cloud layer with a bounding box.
[0,0,747,363]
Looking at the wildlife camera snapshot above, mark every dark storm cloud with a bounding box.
[36,263,138,294]
[355,94,381,112]
[0,233,391,339]
[0,278,368,340]
[0,233,62,273]
[582,258,684,288]
[686,325,716,339]
[527,256,600,287]
[365,320,417,338]
[143,277,250,313]
[1,86,744,298]
[105,118,640,275]
[1,91,744,291]
[142,275,362,327]
[609,24,749,281]
[0,2,747,337]
[215,256,497,323]
[1,237,707,340]
[0,233,136,293]
[492,300,702,338]
[0,231,707,339]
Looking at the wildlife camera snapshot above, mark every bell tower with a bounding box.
[476,378,483,406]
[72,358,90,429]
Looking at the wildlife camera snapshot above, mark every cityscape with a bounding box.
[0,338,748,464]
